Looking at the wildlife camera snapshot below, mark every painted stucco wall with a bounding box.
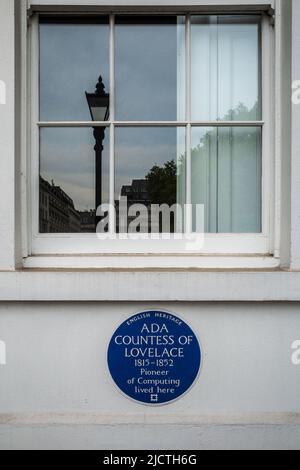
[0,0,300,450]
[0,302,300,450]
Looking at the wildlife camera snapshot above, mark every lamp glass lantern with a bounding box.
[85,76,110,122]
[86,92,110,122]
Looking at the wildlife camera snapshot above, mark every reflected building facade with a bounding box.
[78,210,97,233]
[116,179,151,233]
[40,176,81,233]
[39,176,96,233]
[121,179,150,203]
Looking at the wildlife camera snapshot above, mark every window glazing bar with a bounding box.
[185,14,192,233]
[37,121,264,127]
[190,121,265,127]
[109,13,116,234]
[37,122,111,127]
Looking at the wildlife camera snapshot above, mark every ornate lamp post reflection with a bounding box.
[86,76,110,226]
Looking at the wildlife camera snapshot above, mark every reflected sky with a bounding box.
[40,127,110,211]
[39,16,186,223]
[40,17,110,121]
[115,16,185,121]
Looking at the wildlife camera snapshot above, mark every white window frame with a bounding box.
[24,2,277,269]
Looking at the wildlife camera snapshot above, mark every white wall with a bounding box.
[0,0,15,270]
[1,302,300,415]
[0,0,300,451]
[0,302,300,449]
[291,0,300,269]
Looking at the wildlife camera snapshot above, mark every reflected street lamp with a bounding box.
[86,76,110,227]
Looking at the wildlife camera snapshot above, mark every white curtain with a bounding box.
[189,16,262,233]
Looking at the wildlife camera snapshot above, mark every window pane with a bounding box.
[191,16,261,121]
[115,127,186,233]
[115,16,185,121]
[191,127,262,233]
[39,17,110,121]
[39,127,110,233]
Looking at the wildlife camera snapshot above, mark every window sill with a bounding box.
[1,266,300,302]
[23,255,279,270]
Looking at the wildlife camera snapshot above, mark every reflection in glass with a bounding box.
[191,127,262,233]
[39,16,110,121]
[191,16,261,121]
[86,76,110,122]
[39,127,109,233]
[115,16,185,121]
[115,127,186,233]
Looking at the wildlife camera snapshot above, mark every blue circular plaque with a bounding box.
[107,310,201,405]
